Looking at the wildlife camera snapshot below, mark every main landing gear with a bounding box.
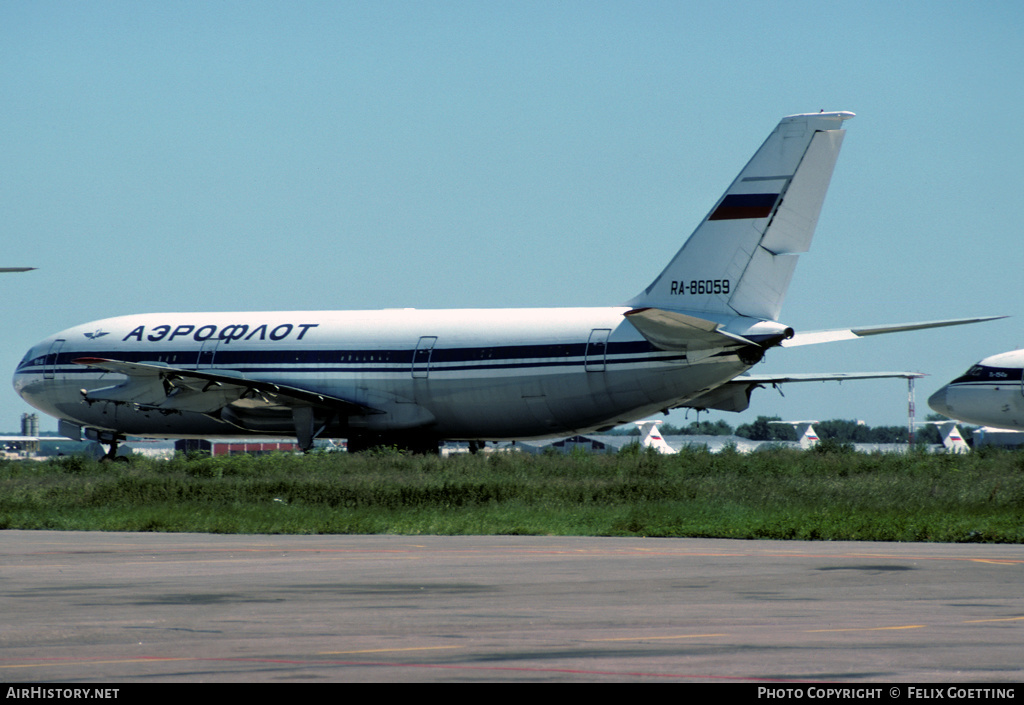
[96,432,129,463]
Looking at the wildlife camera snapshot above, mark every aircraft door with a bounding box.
[44,339,65,380]
[412,336,437,379]
[585,329,611,372]
[197,338,220,369]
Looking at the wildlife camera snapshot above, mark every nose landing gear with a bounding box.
[100,438,130,463]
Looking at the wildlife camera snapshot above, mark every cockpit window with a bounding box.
[950,364,1021,385]
[17,344,47,370]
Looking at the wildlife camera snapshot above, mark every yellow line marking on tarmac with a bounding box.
[963,616,1024,623]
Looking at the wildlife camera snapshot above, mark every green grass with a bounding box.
[1,445,1022,541]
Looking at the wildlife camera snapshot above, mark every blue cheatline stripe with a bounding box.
[708,193,779,220]
[21,340,690,376]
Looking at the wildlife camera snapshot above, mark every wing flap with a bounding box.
[73,357,381,417]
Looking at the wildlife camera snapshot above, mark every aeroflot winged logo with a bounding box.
[120,322,320,344]
[83,330,110,340]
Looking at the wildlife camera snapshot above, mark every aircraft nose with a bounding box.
[927,385,951,417]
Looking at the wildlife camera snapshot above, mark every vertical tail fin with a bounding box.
[635,420,677,454]
[931,421,970,453]
[628,111,853,321]
[770,420,820,449]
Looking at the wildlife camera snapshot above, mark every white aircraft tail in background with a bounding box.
[913,420,969,452]
[930,421,969,453]
[770,420,820,449]
[634,420,676,454]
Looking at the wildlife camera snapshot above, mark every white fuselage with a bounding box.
[13,307,752,442]
[13,112,897,452]
[928,349,1024,430]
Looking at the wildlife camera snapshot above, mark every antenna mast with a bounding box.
[907,376,916,445]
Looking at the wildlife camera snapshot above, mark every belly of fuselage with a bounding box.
[16,353,746,441]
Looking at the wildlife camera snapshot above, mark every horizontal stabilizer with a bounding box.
[783,316,1006,347]
[683,371,924,413]
[736,371,925,384]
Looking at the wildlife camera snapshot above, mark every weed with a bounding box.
[1,448,1022,541]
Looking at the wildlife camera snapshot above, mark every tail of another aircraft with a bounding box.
[927,421,970,453]
[770,420,820,449]
[635,420,677,454]
[628,112,853,322]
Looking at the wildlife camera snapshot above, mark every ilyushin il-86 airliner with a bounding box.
[13,111,1001,457]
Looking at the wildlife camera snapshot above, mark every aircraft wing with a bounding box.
[683,371,924,413]
[73,357,381,417]
[782,316,1006,347]
[735,371,925,384]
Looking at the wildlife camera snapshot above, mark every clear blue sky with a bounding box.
[3,1,1022,434]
